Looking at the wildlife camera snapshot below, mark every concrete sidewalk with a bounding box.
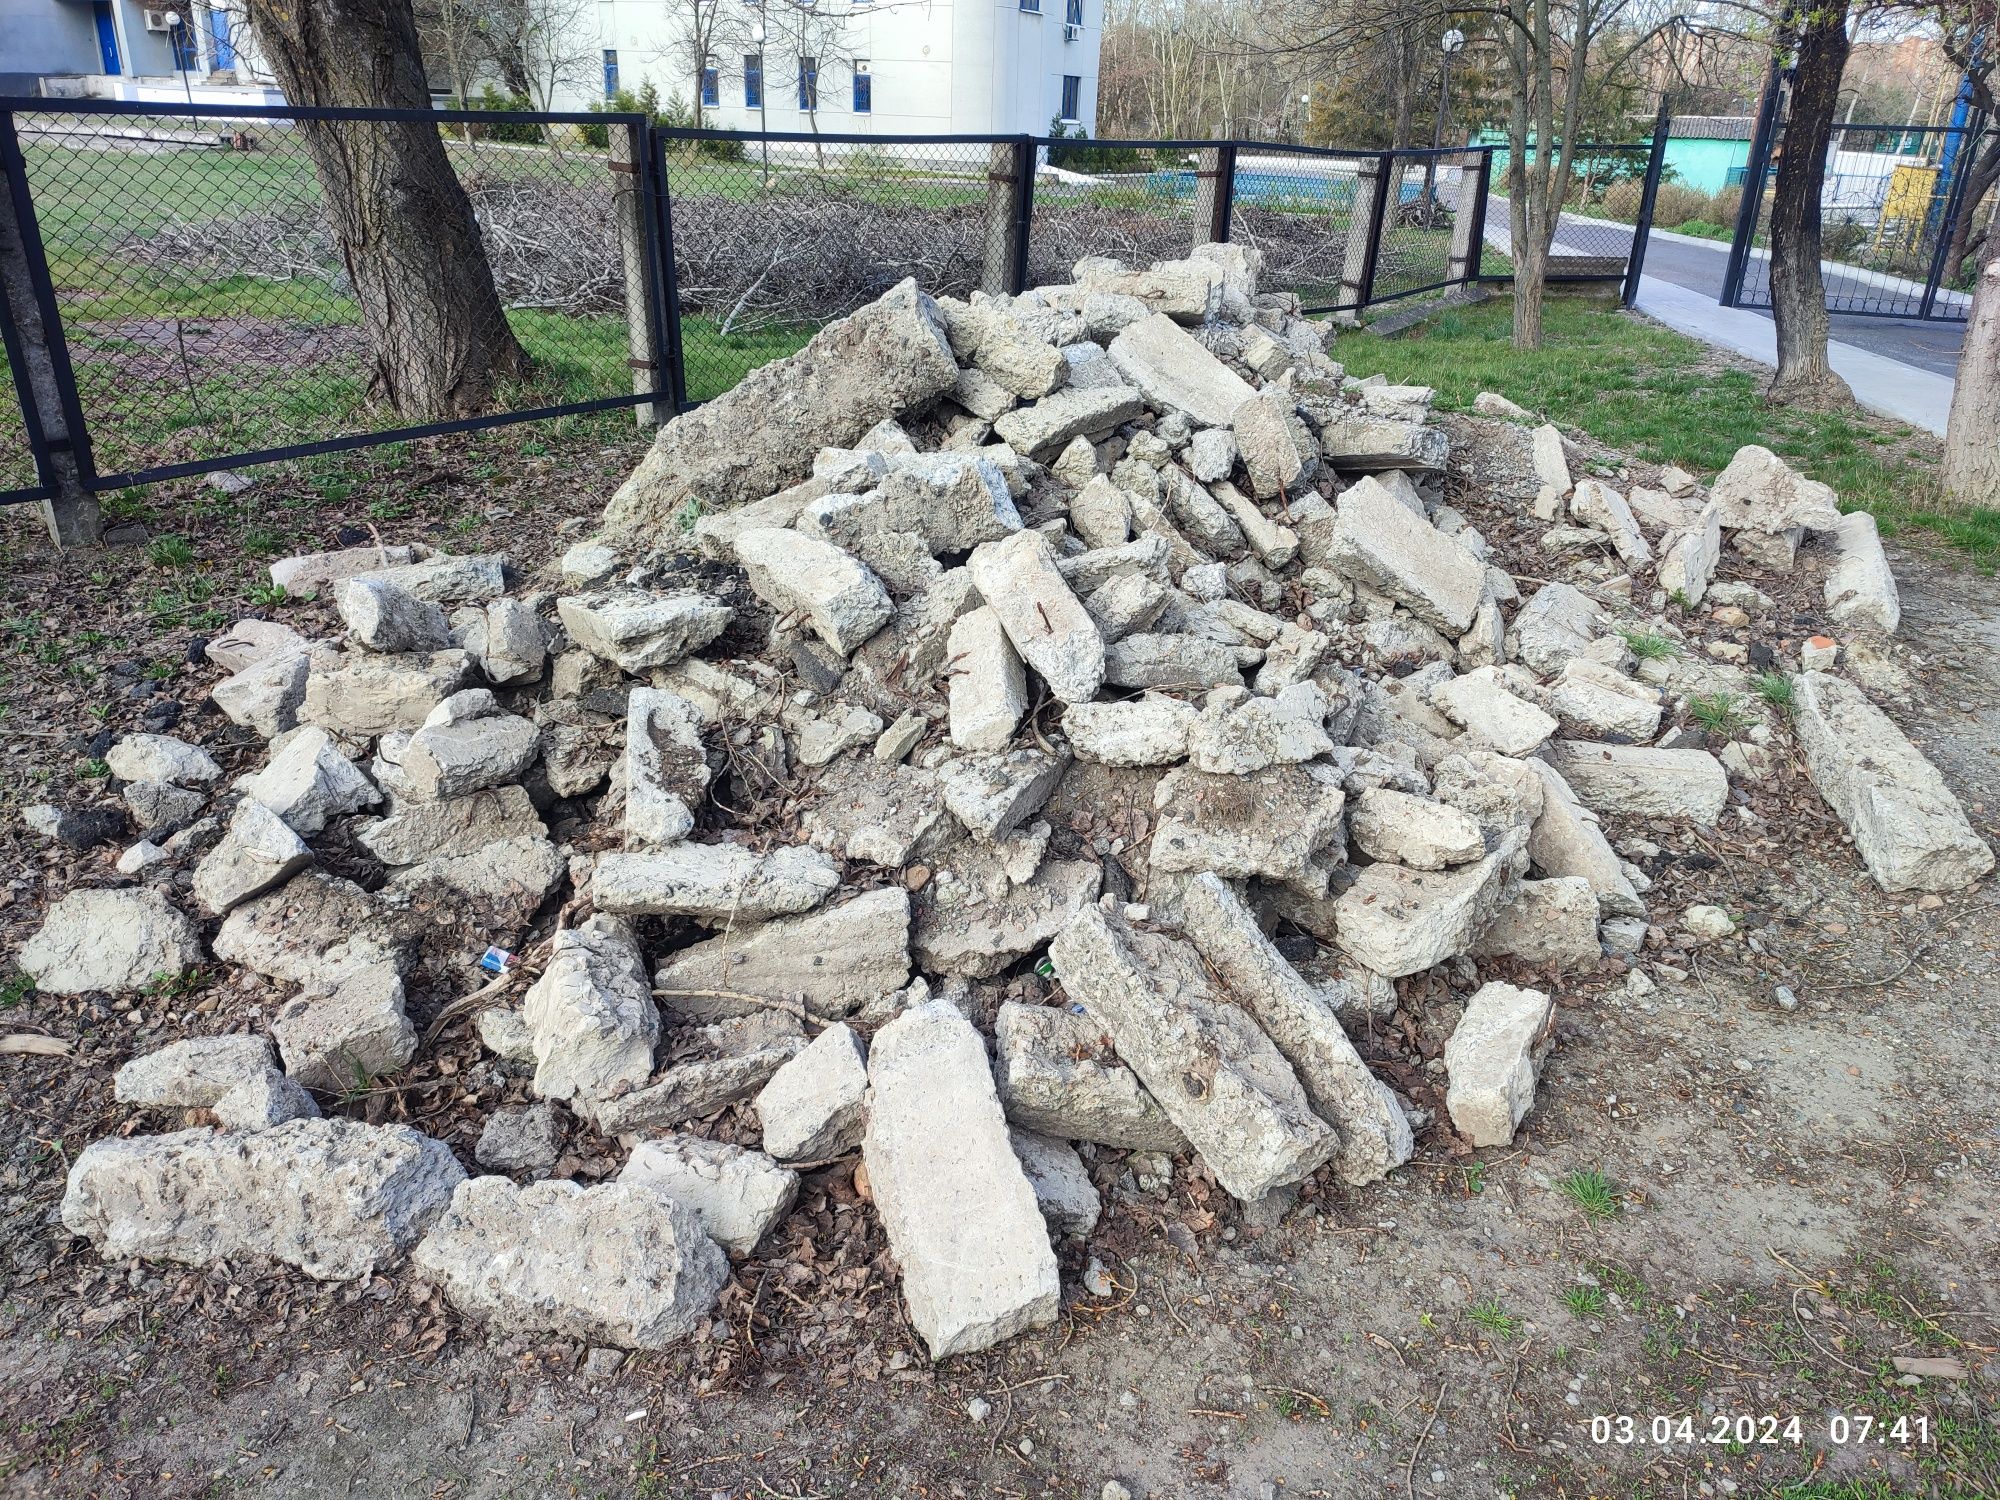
[1632,276,1956,437]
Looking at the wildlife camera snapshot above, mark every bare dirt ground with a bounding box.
[0,380,1994,1500]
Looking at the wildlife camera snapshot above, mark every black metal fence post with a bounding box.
[1623,101,1674,307]
[1357,149,1396,308]
[0,108,99,544]
[1213,141,1239,243]
[1721,60,1783,308]
[648,132,691,413]
[1009,134,1037,295]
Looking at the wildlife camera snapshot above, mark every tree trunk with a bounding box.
[243,0,530,420]
[1767,0,1854,408]
[1941,223,2000,506]
[1942,138,1997,284]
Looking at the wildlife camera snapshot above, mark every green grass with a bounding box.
[1558,1169,1621,1223]
[1619,628,1679,661]
[1466,1298,1523,1340]
[1330,298,1999,570]
[1753,671,1796,711]
[1560,1284,1608,1318]
[1686,692,1753,737]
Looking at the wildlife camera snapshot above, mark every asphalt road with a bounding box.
[1635,233,1967,379]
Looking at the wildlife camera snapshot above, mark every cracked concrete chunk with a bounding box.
[1150,763,1345,897]
[113,1035,274,1108]
[522,915,660,1106]
[756,1023,869,1160]
[1333,843,1524,980]
[1444,982,1554,1147]
[557,591,733,675]
[21,887,203,996]
[991,1002,1186,1151]
[594,844,840,921]
[655,888,911,1023]
[1548,742,1728,823]
[621,1135,800,1256]
[862,1001,1061,1358]
[274,962,419,1093]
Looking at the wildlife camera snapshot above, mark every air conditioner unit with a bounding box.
[142,8,177,30]
[1064,22,1082,39]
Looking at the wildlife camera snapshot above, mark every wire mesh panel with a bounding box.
[1026,142,1205,288]
[1227,146,1371,310]
[1367,148,1473,303]
[12,104,643,484]
[1480,142,1649,283]
[1735,122,1982,320]
[659,132,996,402]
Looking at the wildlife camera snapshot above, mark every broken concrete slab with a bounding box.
[273,962,419,1092]
[1150,763,1346,898]
[1511,583,1606,677]
[474,1104,559,1172]
[213,1066,321,1133]
[594,845,840,921]
[113,1035,274,1108]
[238,726,381,836]
[1791,672,1994,892]
[1063,694,1197,767]
[192,797,312,915]
[1471,876,1601,966]
[337,576,454,655]
[301,650,472,739]
[1107,313,1255,427]
[358,785,545,867]
[1569,479,1651,567]
[1179,874,1413,1186]
[947,606,1029,751]
[1049,905,1337,1202]
[214,871,417,987]
[1312,410,1448,472]
[1657,502,1723,608]
[1232,386,1319,500]
[991,1001,1187,1151]
[800,760,953,867]
[968,530,1106,704]
[654,888,911,1022]
[1102,632,1245,690]
[861,1000,1061,1358]
[736,527,894,657]
[1010,1128,1101,1238]
[557,591,734,675]
[1332,842,1524,980]
[912,858,1101,978]
[938,747,1069,841]
[397,701,539,803]
[591,1015,807,1137]
[211,652,310,739]
[621,1135,799,1255]
[625,688,709,848]
[1549,659,1663,741]
[1322,477,1485,634]
[1444,982,1553,1147]
[1521,759,1647,917]
[1709,444,1840,535]
[522,915,660,1106]
[755,1023,869,1160]
[1431,668,1559,758]
[21,886,203,996]
[413,1177,729,1348]
[605,279,958,532]
[1548,741,1729,823]
[1824,511,1900,635]
[1186,682,1334,774]
[992,384,1146,462]
[62,1118,461,1280]
[1349,787,1485,870]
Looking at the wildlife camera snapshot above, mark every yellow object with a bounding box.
[1871,162,1938,254]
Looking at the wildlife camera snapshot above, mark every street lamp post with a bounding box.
[1421,27,1466,216]
[163,10,196,107]
[1298,92,1310,145]
[753,17,771,189]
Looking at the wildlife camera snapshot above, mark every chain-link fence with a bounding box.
[4,102,650,489]
[3,109,1665,506]
[1732,121,1984,321]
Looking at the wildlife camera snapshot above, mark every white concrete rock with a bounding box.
[61,1118,462,1279]
[654,888,911,1023]
[968,530,1106,704]
[991,1001,1187,1151]
[522,915,660,1106]
[301,650,472,738]
[211,652,310,738]
[737,527,894,657]
[237,727,381,836]
[1049,905,1337,1202]
[1710,444,1840,535]
[1444,982,1554,1146]
[1332,843,1524,980]
[413,1177,729,1348]
[594,844,841,920]
[621,1135,800,1255]
[1472,876,1601,965]
[1009,1128,1101,1239]
[273,963,419,1092]
[1657,502,1724,607]
[337,576,454,654]
[1549,742,1728,823]
[1823,511,1901,634]
[1568,479,1652,567]
[1063,694,1196,767]
[557,591,733,674]
[192,797,312,915]
[21,887,203,996]
[1791,672,1993,892]
[862,1001,1061,1358]
[1321,477,1485,634]
[113,1035,274,1107]
[1186,682,1334,774]
[1431,668,1559,757]
[625,688,709,848]
[755,1023,870,1160]
[1349,788,1486,870]
[947,607,1029,751]
[106,734,221,787]
[213,1066,321,1132]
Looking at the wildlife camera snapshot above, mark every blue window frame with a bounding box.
[602,49,619,98]
[1059,74,1081,121]
[701,64,719,106]
[744,54,763,108]
[798,55,817,111]
[1065,0,1083,23]
[169,17,200,71]
[1019,0,1041,11]
[853,65,871,113]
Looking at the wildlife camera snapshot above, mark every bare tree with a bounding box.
[241,0,530,418]
[487,0,598,113]
[658,0,754,127]
[1765,0,1855,405]
[412,0,495,137]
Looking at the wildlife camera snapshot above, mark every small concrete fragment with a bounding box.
[1823,511,1900,634]
[522,915,660,1107]
[991,1002,1187,1151]
[212,652,311,738]
[1791,672,1993,892]
[1472,877,1601,965]
[1431,669,1559,758]
[413,1177,729,1348]
[594,845,840,921]
[238,726,381,836]
[192,797,312,915]
[1064,695,1196,767]
[475,1105,560,1172]
[625,688,709,848]
[61,1118,462,1280]
[337,576,453,654]
[1349,788,1485,870]
[1010,1128,1101,1239]
[621,1135,800,1255]
[755,1023,869,1160]
[213,1067,321,1132]
[106,734,222,787]
[1657,502,1723,607]
[20,887,203,996]
[1332,844,1523,980]
[1150,764,1345,897]
[557,591,733,674]
[938,747,1068,841]
[301,650,472,738]
[1322,477,1485,634]
[654,888,911,1023]
[737,528,894,656]
[862,1001,1061,1357]
[1444,982,1554,1147]
[273,963,419,1092]
[1049,905,1337,1202]
[114,1035,274,1108]
[947,607,1029,751]
[992,384,1146,462]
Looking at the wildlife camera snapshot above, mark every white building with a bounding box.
[584,0,1101,138]
[1,0,281,103]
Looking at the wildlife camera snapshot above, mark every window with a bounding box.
[169,17,200,71]
[852,62,871,113]
[602,49,619,98]
[798,55,818,110]
[701,61,719,107]
[1019,0,1041,11]
[1065,0,1083,23]
[744,53,763,108]
[1059,73,1081,121]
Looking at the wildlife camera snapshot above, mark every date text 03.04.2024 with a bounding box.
[1590,1414,1934,1447]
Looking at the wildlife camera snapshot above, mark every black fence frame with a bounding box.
[1720,80,1991,322]
[3,100,1665,508]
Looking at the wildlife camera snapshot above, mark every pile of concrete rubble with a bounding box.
[28,249,1993,1361]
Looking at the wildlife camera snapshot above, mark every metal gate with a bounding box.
[1723,105,1991,322]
